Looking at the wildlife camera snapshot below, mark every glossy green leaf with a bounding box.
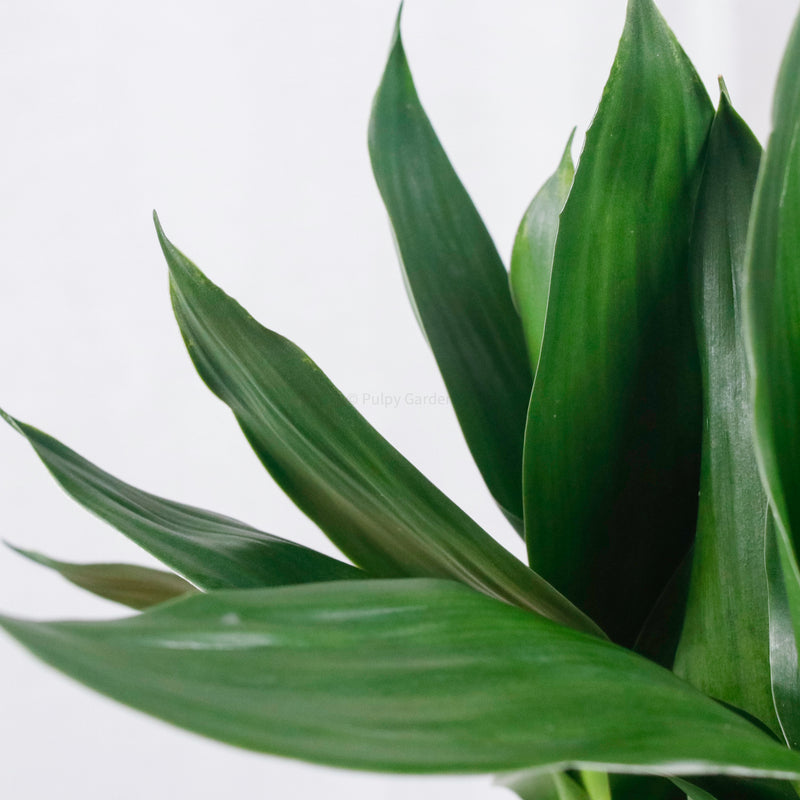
[2,578,800,778]
[671,87,777,732]
[156,217,600,636]
[746,3,800,562]
[0,411,363,590]
[7,544,197,610]
[368,12,531,532]
[766,515,800,749]
[744,3,800,752]
[510,131,575,371]
[523,0,712,644]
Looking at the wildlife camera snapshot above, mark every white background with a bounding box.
[0,1,797,797]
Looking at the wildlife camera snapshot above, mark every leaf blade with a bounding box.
[7,545,197,610]
[510,131,575,371]
[368,13,532,531]
[523,0,712,644]
[672,88,777,733]
[1,579,799,778]
[1,411,363,590]
[156,218,600,635]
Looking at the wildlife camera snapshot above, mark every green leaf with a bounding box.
[6,544,197,610]
[501,770,589,800]
[632,545,693,669]
[2,579,799,778]
[368,11,532,532]
[745,2,800,561]
[510,131,575,371]
[766,515,800,749]
[156,217,600,636]
[671,87,778,732]
[523,0,712,644]
[677,775,800,800]
[0,411,363,590]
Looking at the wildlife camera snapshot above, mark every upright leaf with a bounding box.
[672,87,777,733]
[523,0,712,644]
[744,3,800,750]
[502,770,589,800]
[156,218,600,636]
[1,411,363,590]
[766,515,800,749]
[7,545,197,610]
[2,579,799,778]
[369,12,532,532]
[746,1,800,560]
[510,131,575,371]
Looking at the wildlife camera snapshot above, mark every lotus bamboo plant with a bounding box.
[5,0,800,798]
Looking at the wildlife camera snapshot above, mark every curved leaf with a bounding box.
[510,131,575,371]
[766,515,800,749]
[156,217,600,636]
[672,87,777,732]
[745,2,800,558]
[2,579,800,778]
[0,411,363,590]
[7,544,197,610]
[523,0,712,644]
[368,12,531,532]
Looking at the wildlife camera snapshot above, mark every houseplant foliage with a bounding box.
[5,0,800,797]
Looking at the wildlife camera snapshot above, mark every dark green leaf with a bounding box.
[745,3,800,561]
[156,217,600,636]
[744,3,800,752]
[671,87,777,732]
[523,0,712,644]
[368,11,531,532]
[632,545,693,669]
[510,131,575,371]
[0,411,363,590]
[7,544,197,610]
[1,578,799,777]
[678,775,800,800]
[766,515,800,749]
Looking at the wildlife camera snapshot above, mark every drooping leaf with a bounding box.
[7,544,197,610]
[368,11,531,532]
[155,217,600,636]
[766,515,800,749]
[2,578,799,778]
[0,411,363,590]
[671,86,777,732]
[510,131,575,371]
[523,0,712,644]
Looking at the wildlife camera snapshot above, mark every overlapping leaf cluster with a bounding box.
[5,1,800,797]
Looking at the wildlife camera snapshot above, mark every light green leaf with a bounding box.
[523,0,712,644]
[368,11,531,532]
[156,217,600,636]
[1,579,799,778]
[672,86,777,733]
[510,131,575,371]
[7,544,197,610]
[501,770,588,800]
[1,411,363,590]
